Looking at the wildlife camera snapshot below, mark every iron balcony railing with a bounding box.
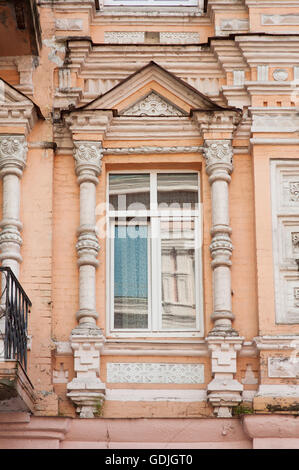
[0,267,31,371]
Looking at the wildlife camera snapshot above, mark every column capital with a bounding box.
[73,140,103,183]
[203,139,233,175]
[0,135,27,177]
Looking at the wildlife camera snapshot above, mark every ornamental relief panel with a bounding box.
[271,162,299,324]
[289,182,299,202]
[107,363,205,384]
[121,92,186,117]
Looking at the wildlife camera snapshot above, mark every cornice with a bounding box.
[54,338,258,357]
[254,335,299,350]
[105,116,201,141]
[63,109,114,138]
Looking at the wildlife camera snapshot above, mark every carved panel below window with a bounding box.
[107,363,204,384]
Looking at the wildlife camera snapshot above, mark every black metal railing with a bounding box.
[0,267,31,371]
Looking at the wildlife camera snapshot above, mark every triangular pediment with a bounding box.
[81,61,224,116]
[0,78,42,134]
[0,78,33,106]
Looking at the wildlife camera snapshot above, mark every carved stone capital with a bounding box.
[0,135,27,176]
[73,141,103,181]
[203,140,233,173]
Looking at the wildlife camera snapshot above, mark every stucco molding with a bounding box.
[0,79,39,135]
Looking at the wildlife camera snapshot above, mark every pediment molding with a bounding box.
[61,62,241,148]
[0,78,42,135]
[82,61,224,115]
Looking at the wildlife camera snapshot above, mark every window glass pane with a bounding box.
[157,173,198,209]
[114,222,149,329]
[160,218,196,329]
[109,174,150,210]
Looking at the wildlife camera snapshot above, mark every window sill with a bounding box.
[103,338,209,356]
[97,6,205,17]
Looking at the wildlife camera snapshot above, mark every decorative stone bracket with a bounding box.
[207,336,243,417]
[67,333,106,418]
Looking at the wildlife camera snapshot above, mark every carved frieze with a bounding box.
[289,182,299,202]
[104,32,145,44]
[268,357,299,378]
[294,288,299,308]
[159,32,200,44]
[292,232,299,248]
[107,363,205,384]
[262,14,299,25]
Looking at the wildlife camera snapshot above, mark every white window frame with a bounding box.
[106,169,204,338]
[103,0,199,6]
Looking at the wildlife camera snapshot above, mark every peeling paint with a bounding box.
[42,36,65,67]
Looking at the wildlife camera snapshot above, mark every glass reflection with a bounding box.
[157,173,198,209]
[109,174,150,211]
[160,219,196,329]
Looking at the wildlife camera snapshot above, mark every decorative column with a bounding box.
[67,141,106,419]
[0,135,27,277]
[203,139,243,418]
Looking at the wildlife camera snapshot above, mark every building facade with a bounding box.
[0,0,299,449]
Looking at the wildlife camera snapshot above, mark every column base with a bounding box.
[207,325,240,337]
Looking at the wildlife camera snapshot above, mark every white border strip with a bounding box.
[106,388,207,402]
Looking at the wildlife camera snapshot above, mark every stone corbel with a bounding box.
[67,140,106,418]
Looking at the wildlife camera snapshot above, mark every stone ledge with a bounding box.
[0,361,35,413]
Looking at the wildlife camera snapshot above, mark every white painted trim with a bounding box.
[105,388,207,402]
[270,160,299,324]
[106,170,204,338]
[256,384,299,397]
[250,139,299,145]
[242,390,256,402]
[54,339,258,357]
